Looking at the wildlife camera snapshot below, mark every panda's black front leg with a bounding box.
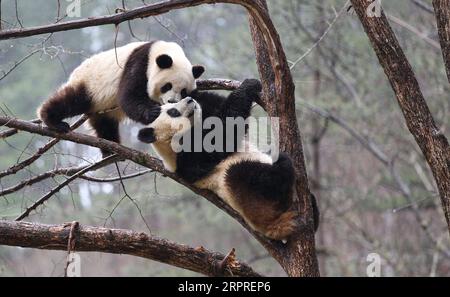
[119,94,162,125]
[220,79,262,120]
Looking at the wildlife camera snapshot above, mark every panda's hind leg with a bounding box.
[225,153,297,240]
[88,114,120,157]
[38,84,92,132]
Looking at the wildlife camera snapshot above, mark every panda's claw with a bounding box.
[49,122,71,133]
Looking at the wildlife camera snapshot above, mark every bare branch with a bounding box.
[289,0,349,70]
[80,169,154,183]
[0,220,261,277]
[0,0,261,40]
[412,0,434,14]
[0,49,40,81]
[0,115,88,179]
[351,0,450,236]
[299,100,389,165]
[387,14,440,50]
[15,154,119,221]
[197,79,241,91]
[433,0,450,83]
[0,164,90,197]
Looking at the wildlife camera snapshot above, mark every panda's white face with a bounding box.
[152,70,197,104]
[147,41,204,104]
[140,97,200,144]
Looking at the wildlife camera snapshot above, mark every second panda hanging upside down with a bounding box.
[138,79,319,241]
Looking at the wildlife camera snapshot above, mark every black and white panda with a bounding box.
[138,79,319,241]
[38,40,205,156]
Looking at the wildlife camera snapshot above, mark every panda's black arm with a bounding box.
[219,79,262,120]
[117,42,162,125]
[189,90,226,118]
[119,95,162,125]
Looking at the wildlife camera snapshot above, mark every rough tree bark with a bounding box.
[0,220,260,277]
[433,0,450,83]
[248,0,319,277]
[350,0,450,235]
[0,0,320,276]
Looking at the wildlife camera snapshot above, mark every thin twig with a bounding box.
[0,49,40,81]
[15,155,119,221]
[114,162,152,234]
[80,169,154,183]
[289,1,349,70]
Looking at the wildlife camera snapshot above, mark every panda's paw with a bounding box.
[49,121,71,133]
[241,79,262,96]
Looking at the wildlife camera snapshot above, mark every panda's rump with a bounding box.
[194,150,271,209]
[223,152,297,239]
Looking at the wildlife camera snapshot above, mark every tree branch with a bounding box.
[0,115,87,180]
[197,79,241,91]
[1,164,89,197]
[350,0,450,236]
[14,155,119,221]
[433,0,450,83]
[0,220,260,277]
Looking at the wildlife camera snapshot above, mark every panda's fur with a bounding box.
[38,40,205,156]
[138,79,316,241]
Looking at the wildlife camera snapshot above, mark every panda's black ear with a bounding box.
[192,65,205,79]
[156,54,173,69]
[138,128,156,144]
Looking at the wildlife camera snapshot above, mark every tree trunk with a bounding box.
[248,0,320,277]
[350,0,450,236]
[433,0,450,83]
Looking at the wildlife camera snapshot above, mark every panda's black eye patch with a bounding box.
[161,83,172,94]
[181,88,188,98]
[167,108,182,118]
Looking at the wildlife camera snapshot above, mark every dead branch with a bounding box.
[0,164,89,197]
[15,155,120,221]
[80,169,154,183]
[0,220,261,277]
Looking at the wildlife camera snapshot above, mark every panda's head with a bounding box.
[148,41,205,104]
[138,97,201,145]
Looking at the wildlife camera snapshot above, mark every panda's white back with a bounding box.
[66,42,147,116]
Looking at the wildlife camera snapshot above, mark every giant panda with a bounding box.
[138,79,319,241]
[38,40,205,156]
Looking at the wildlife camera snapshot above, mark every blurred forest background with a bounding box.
[0,0,449,276]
